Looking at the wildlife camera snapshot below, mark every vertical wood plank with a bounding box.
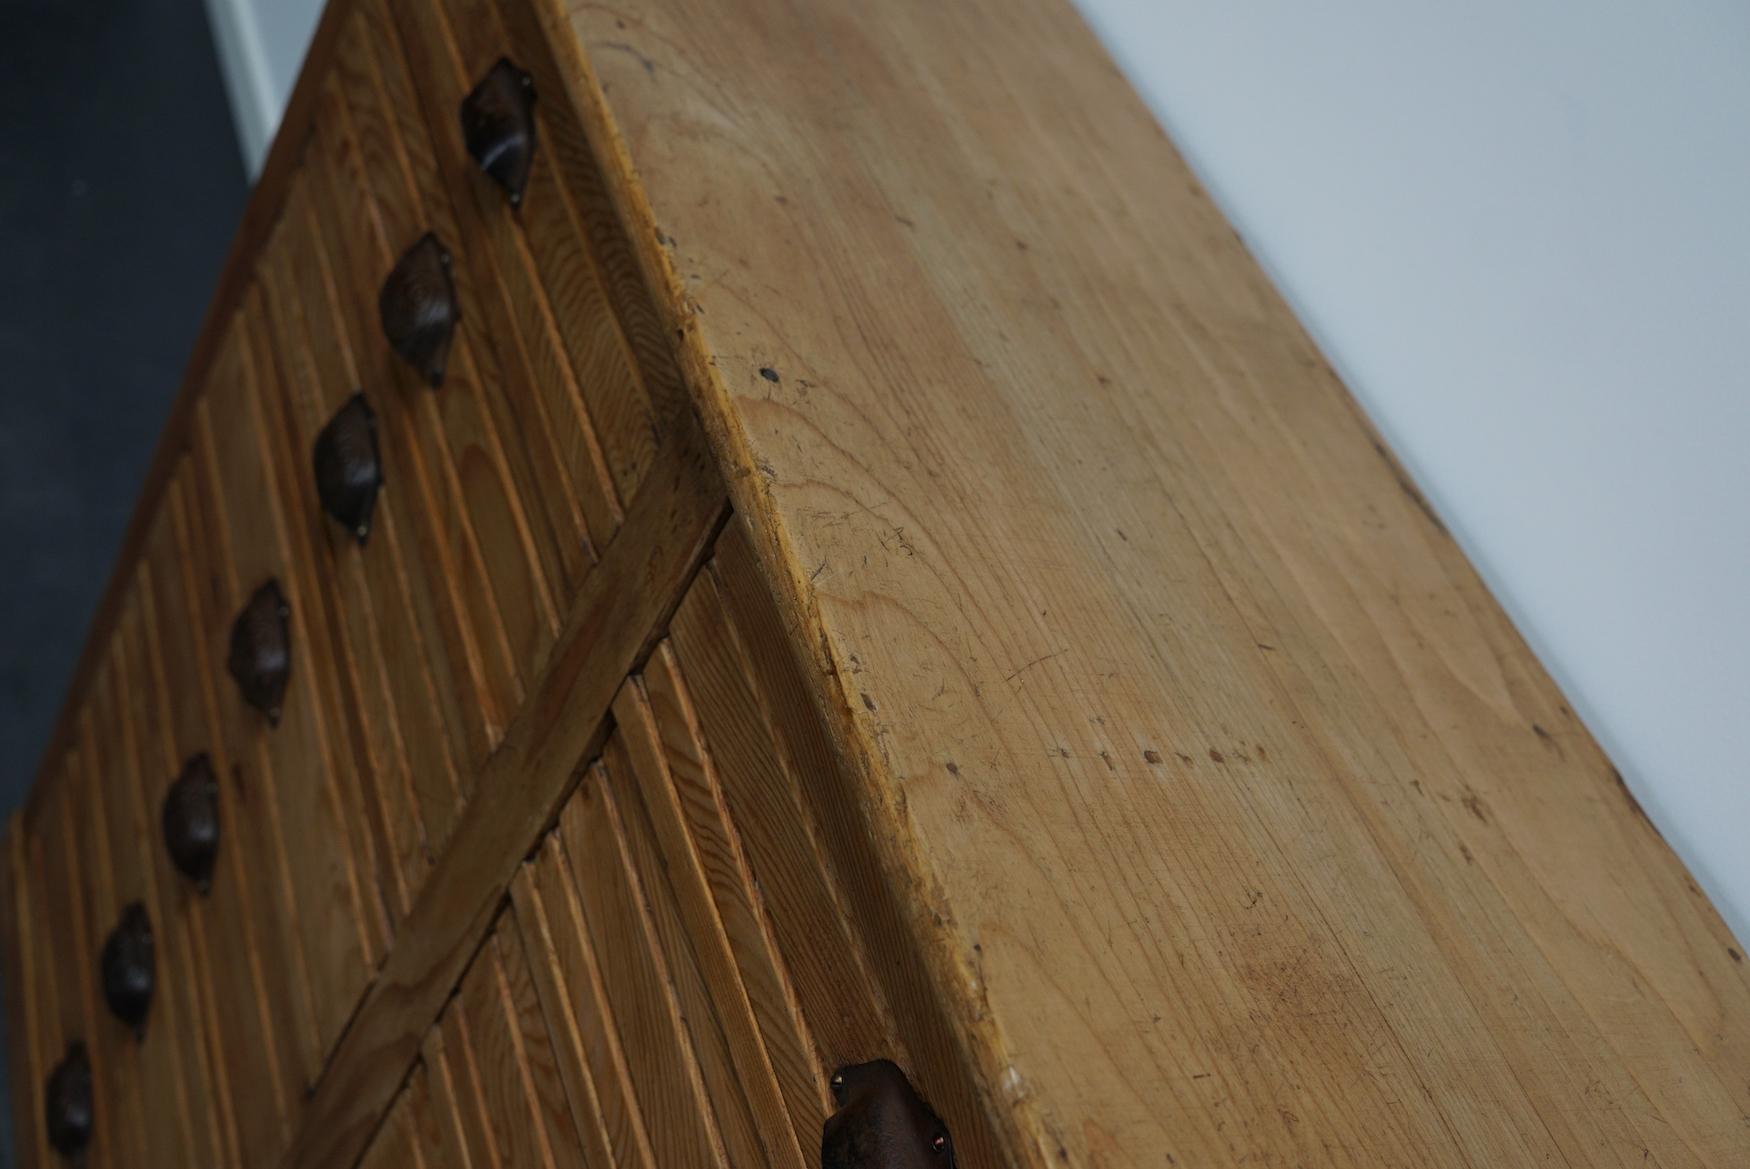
[5,817,54,1169]
[295,73,517,765]
[326,2,563,710]
[257,178,472,856]
[617,656,822,1168]
[190,321,377,1065]
[665,572,897,1064]
[117,567,234,1169]
[385,0,654,516]
[143,466,301,1154]
[600,734,772,1169]
[510,843,654,1169]
[242,269,430,924]
[30,751,113,1169]
[556,761,726,1169]
[360,0,614,580]
[83,608,200,1169]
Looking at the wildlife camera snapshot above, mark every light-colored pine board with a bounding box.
[601,733,772,1169]
[490,0,690,431]
[118,566,235,1169]
[624,647,823,1167]
[492,924,590,1169]
[32,749,113,1169]
[339,0,575,640]
[4,816,53,1169]
[510,839,654,1169]
[559,0,1750,1163]
[145,467,301,1154]
[328,6,563,711]
[191,324,377,1064]
[414,1035,482,1169]
[555,761,725,1169]
[299,73,518,760]
[708,523,1005,1166]
[368,0,616,580]
[274,419,725,1169]
[394,0,657,511]
[236,279,395,953]
[242,265,430,924]
[440,927,583,1169]
[260,169,472,861]
[82,611,196,1169]
[665,571,895,1063]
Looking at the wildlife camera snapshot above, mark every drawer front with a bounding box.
[0,0,999,1162]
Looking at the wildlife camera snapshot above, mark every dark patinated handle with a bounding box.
[163,753,220,892]
[379,233,458,387]
[45,1042,93,1158]
[228,580,291,725]
[822,1060,954,1169]
[461,58,537,208]
[312,392,383,544]
[100,902,154,1034]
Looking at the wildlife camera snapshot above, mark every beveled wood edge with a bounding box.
[19,0,366,825]
[528,2,1045,1166]
[275,411,728,1169]
[1,815,40,1169]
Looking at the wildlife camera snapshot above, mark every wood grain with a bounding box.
[329,2,564,722]
[615,660,820,1169]
[146,466,302,1155]
[374,0,621,573]
[510,836,655,1169]
[558,0,1750,1164]
[117,568,234,1169]
[1,816,49,1169]
[274,417,725,1169]
[555,760,726,1169]
[85,599,203,1168]
[264,169,476,857]
[32,748,112,1169]
[191,322,378,1065]
[603,730,775,1169]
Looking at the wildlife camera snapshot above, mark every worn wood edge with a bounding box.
[1,813,40,1169]
[274,414,728,1169]
[19,0,364,820]
[529,4,1048,1165]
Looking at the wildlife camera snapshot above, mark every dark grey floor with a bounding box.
[0,1,246,1161]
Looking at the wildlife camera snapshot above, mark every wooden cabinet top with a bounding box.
[558,0,1750,1165]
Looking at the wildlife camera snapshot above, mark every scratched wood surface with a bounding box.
[551,0,1750,1165]
[8,0,1748,1164]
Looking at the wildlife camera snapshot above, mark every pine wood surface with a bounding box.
[7,0,1748,1166]
[550,0,1750,1165]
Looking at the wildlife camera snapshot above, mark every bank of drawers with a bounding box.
[5,0,691,1160]
[8,515,998,1168]
[3,0,1000,1163]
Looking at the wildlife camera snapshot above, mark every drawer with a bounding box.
[140,462,306,1156]
[76,583,227,1169]
[181,313,385,1072]
[491,520,999,1169]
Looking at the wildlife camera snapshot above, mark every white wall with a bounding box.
[1071,0,1750,945]
[205,0,323,173]
[215,0,1749,944]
